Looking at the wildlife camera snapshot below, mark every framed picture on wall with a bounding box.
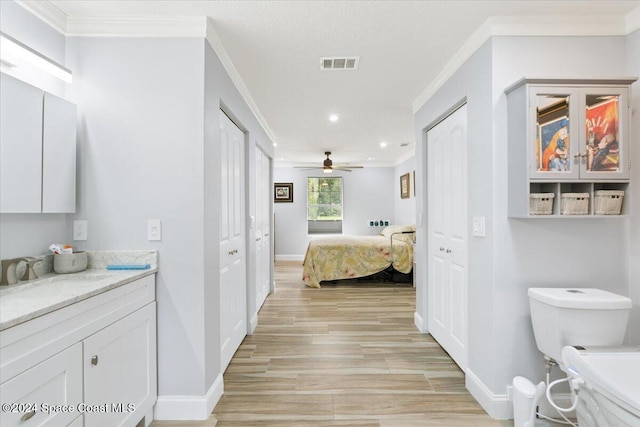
[274,183,293,203]
[400,173,410,199]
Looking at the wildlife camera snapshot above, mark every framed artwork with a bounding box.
[538,116,569,172]
[400,173,410,199]
[274,183,293,203]
[585,97,619,172]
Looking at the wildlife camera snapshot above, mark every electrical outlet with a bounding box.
[148,219,162,241]
[73,220,88,241]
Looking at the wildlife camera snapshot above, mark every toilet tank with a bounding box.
[528,288,632,364]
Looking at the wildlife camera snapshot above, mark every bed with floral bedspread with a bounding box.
[302,225,415,288]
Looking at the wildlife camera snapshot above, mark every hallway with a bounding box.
[153,261,510,426]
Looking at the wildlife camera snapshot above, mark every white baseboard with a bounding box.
[466,369,512,420]
[154,373,223,420]
[248,312,258,335]
[414,311,426,333]
[275,254,304,262]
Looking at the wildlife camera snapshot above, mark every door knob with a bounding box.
[91,355,99,365]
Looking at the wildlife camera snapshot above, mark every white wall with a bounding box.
[65,37,207,397]
[273,167,395,258]
[394,156,416,226]
[0,1,69,259]
[414,34,634,418]
[627,28,640,343]
[491,36,632,394]
[65,32,274,417]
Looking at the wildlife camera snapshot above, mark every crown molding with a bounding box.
[205,20,278,146]
[412,14,633,113]
[16,0,67,34]
[66,16,207,37]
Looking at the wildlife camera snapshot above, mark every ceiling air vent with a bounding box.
[320,56,359,70]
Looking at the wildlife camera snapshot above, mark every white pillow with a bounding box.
[380,224,415,242]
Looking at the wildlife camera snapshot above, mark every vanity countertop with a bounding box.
[0,250,158,331]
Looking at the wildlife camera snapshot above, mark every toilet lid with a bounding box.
[563,347,640,417]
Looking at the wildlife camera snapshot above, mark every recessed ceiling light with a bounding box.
[329,114,339,122]
[273,142,277,147]
[380,142,387,148]
[367,157,375,161]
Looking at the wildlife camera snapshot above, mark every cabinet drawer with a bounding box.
[0,343,82,427]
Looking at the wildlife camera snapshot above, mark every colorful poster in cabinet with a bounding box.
[585,97,619,172]
[538,117,570,172]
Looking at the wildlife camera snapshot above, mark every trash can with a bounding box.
[512,376,544,427]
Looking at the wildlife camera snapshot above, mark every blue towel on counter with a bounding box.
[106,264,151,270]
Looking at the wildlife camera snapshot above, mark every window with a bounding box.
[307,177,342,234]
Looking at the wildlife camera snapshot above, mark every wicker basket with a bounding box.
[594,190,624,215]
[529,193,554,215]
[561,193,589,215]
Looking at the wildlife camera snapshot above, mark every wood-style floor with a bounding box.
[152,261,512,427]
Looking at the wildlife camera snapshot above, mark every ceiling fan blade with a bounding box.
[333,166,364,169]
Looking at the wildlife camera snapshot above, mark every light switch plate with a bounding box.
[472,217,485,237]
[73,220,88,241]
[148,219,162,241]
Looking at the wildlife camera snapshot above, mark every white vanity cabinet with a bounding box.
[0,73,77,213]
[505,78,636,217]
[0,274,157,427]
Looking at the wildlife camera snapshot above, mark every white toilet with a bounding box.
[528,287,638,427]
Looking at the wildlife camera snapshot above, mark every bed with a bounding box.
[302,225,415,288]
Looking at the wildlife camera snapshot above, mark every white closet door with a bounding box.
[220,111,247,372]
[427,104,468,370]
[255,149,271,310]
[260,151,271,306]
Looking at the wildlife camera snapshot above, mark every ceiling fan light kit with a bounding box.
[295,152,364,173]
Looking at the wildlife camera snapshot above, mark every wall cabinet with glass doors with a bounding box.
[505,78,636,217]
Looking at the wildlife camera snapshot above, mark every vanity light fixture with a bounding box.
[0,32,72,83]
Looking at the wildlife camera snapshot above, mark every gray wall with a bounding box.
[65,37,208,396]
[491,35,632,391]
[414,40,495,388]
[0,1,69,259]
[627,28,640,343]
[202,39,275,387]
[394,156,417,226]
[273,167,395,258]
[414,34,636,411]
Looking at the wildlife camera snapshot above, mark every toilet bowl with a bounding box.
[562,346,640,427]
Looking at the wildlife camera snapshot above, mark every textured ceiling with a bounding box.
[46,1,640,167]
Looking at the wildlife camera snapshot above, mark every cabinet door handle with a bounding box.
[20,410,36,421]
[256,238,261,242]
[446,249,452,253]
[439,247,445,252]
[265,233,269,237]
[91,355,99,365]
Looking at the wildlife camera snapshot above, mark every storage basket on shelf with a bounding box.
[529,193,554,215]
[594,190,624,215]
[561,193,589,215]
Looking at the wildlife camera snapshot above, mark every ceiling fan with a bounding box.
[295,152,364,173]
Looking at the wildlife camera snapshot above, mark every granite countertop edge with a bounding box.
[0,250,158,332]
